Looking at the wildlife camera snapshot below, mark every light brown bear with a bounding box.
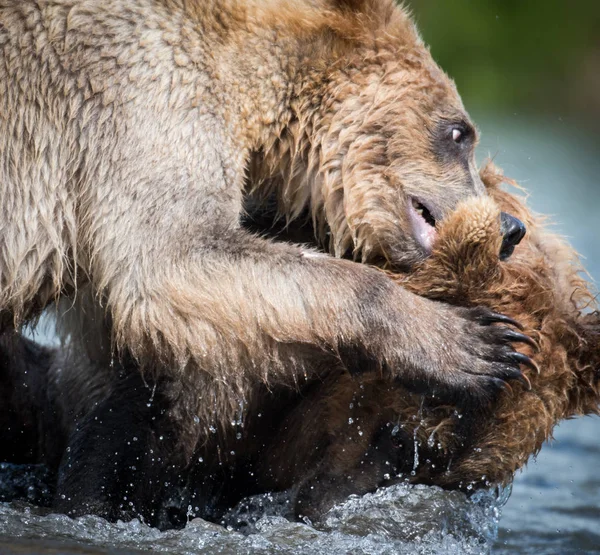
[252,164,600,521]
[0,0,532,519]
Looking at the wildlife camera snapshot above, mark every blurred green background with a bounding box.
[410,0,600,127]
[408,3,600,551]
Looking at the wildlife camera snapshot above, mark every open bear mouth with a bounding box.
[408,197,437,253]
[413,199,436,227]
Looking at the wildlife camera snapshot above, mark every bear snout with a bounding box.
[500,212,526,260]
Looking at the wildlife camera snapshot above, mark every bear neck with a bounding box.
[244,41,429,261]
[178,0,425,260]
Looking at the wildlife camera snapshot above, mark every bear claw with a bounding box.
[476,310,524,330]
[505,351,539,373]
[498,329,539,351]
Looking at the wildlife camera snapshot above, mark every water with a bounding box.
[0,484,505,555]
[496,416,600,554]
[3,119,600,553]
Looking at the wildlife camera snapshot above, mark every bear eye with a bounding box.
[432,120,476,161]
[450,123,473,145]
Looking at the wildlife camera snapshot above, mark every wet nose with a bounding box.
[499,212,526,260]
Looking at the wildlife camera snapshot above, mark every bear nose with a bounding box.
[499,212,526,260]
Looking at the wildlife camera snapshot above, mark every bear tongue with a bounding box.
[408,200,437,254]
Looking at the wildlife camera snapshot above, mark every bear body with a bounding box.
[0,0,527,424]
[0,0,533,519]
[2,166,598,528]
[253,165,600,520]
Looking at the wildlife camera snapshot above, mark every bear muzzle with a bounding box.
[499,212,526,260]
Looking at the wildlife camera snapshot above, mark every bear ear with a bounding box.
[273,0,418,49]
[325,0,419,44]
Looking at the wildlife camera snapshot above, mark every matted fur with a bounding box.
[257,163,600,517]
[0,0,522,450]
[1,163,595,524]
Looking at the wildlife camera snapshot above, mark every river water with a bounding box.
[482,116,600,554]
[1,118,598,554]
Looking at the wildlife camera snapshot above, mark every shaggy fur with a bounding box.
[0,0,529,460]
[1,165,596,527]
[253,164,600,519]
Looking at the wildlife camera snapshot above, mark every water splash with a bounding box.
[0,467,509,555]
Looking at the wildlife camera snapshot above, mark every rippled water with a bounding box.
[496,416,600,554]
[0,483,507,555]
[3,120,599,554]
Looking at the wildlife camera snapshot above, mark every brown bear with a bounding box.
[248,163,600,521]
[0,0,533,520]
[1,164,594,529]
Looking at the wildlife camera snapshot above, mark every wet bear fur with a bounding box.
[1,164,598,528]
[0,333,198,526]
[251,163,600,520]
[0,0,536,521]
